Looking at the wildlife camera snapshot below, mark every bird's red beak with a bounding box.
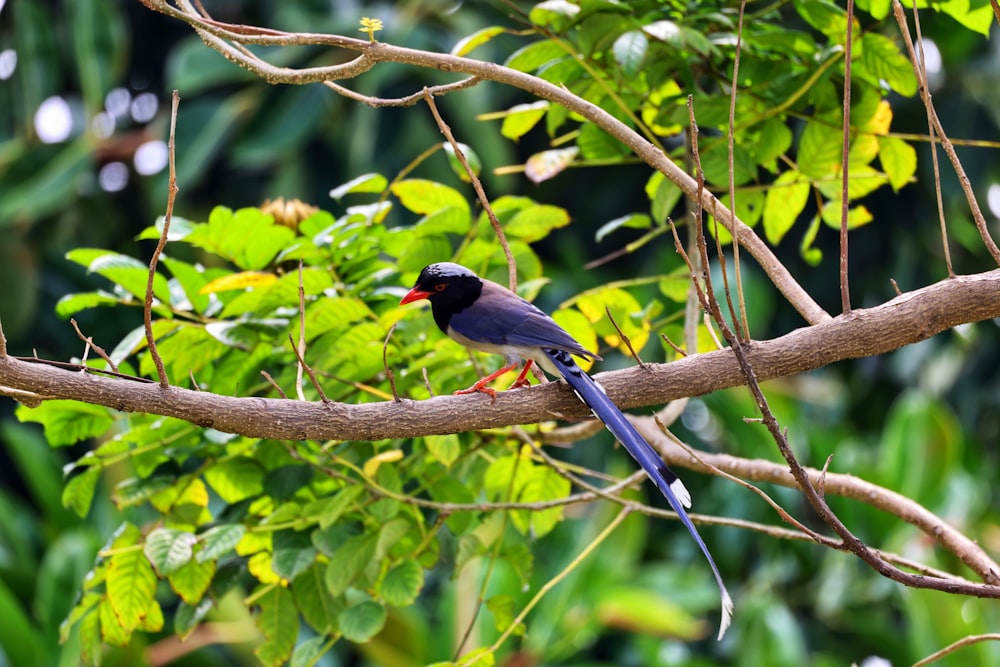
[400,287,431,305]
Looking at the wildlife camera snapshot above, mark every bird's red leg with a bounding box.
[508,360,535,389]
[454,361,521,401]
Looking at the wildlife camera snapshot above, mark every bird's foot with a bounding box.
[454,381,498,402]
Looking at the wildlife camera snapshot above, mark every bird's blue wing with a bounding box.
[448,280,595,358]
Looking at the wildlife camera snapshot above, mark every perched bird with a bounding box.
[400,262,733,638]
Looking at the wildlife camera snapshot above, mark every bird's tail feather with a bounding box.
[545,348,733,640]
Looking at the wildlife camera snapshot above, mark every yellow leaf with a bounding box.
[364,449,404,478]
[199,271,278,294]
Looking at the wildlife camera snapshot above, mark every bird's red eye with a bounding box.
[434,283,447,292]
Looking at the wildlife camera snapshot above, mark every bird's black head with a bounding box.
[400,262,484,333]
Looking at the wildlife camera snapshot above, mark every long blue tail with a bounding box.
[545,348,733,639]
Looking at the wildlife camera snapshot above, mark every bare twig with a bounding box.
[903,0,955,277]
[260,371,288,399]
[287,334,329,403]
[840,0,854,312]
[144,89,181,387]
[604,307,645,368]
[912,633,1000,667]
[725,0,751,341]
[70,318,119,372]
[422,88,516,290]
[893,0,1000,265]
[383,323,400,401]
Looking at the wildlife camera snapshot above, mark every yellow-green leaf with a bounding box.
[107,523,158,632]
[380,559,425,607]
[763,170,810,245]
[425,433,461,467]
[452,26,506,57]
[500,101,549,140]
[198,271,278,294]
[254,586,299,667]
[391,179,469,216]
[144,527,197,576]
[878,135,917,191]
[169,556,215,605]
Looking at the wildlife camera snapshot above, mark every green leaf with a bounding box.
[317,485,366,530]
[17,400,115,447]
[271,531,317,580]
[293,564,342,634]
[595,213,652,243]
[613,31,647,78]
[329,172,389,200]
[254,585,299,667]
[290,635,330,667]
[504,204,571,242]
[175,597,214,640]
[168,557,215,605]
[397,235,452,273]
[55,291,122,318]
[338,600,387,643]
[443,142,482,183]
[63,467,101,518]
[878,135,917,191]
[763,170,810,245]
[858,32,917,96]
[799,214,824,266]
[797,118,843,179]
[486,594,523,635]
[646,171,683,224]
[197,526,246,565]
[577,121,628,160]
[65,248,172,304]
[392,179,470,217]
[186,207,297,270]
[380,559,425,607]
[511,466,570,537]
[204,457,265,503]
[820,202,873,229]
[529,0,581,30]
[504,40,566,72]
[499,101,549,141]
[325,533,378,596]
[425,433,461,467]
[484,453,534,502]
[144,528,197,576]
[452,26,507,56]
[414,206,472,237]
[107,523,158,632]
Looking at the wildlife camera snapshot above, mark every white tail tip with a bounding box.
[717,589,734,640]
[670,478,692,509]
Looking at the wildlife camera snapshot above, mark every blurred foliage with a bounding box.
[1,0,1000,666]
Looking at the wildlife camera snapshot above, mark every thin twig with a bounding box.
[839,0,855,313]
[287,334,329,403]
[904,0,954,277]
[383,322,400,401]
[144,90,180,387]
[660,331,687,357]
[726,0,751,341]
[260,371,288,399]
[912,633,1000,667]
[422,88,517,290]
[604,306,645,368]
[893,0,1000,265]
[295,261,307,401]
[323,77,481,108]
[69,318,119,372]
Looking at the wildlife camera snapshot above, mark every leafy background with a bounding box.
[1,0,1000,666]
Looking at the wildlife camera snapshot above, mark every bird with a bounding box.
[400,262,733,639]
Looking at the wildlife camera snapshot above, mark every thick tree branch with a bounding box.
[1,270,998,441]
